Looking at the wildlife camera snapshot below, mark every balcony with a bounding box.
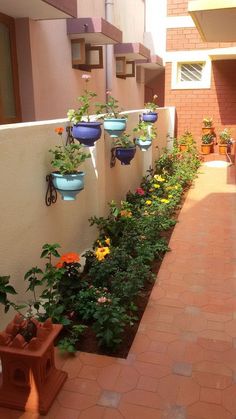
[188,0,236,42]
[0,0,77,19]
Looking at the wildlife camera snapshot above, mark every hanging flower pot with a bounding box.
[135,137,152,151]
[72,122,102,147]
[142,112,158,123]
[51,172,85,201]
[103,118,127,138]
[115,147,136,165]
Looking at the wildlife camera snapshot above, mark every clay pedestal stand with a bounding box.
[0,315,67,415]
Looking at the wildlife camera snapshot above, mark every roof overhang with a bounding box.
[138,55,163,70]
[0,0,77,19]
[67,17,122,45]
[188,0,236,42]
[114,42,150,61]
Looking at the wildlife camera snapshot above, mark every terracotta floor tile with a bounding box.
[222,384,236,414]
[78,406,105,419]
[192,371,232,389]
[120,389,165,410]
[63,377,102,396]
[137,376,158,392]
[57,390,98,410]
[79,365,101,380]
[200,388,222,405]
[112,366,139,393]
[103,408,124,419]
[187,401,232,419]
[119,401,162,419]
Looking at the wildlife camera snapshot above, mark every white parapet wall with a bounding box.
[0,107,175,328]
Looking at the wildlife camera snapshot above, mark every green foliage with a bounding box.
[96,93,125,119]
[67,91,97,124]
[201,133,214,144]
[144,94,159,112]
[49,143,90,175]
[219,128,232,144]
[58,324,87,354]
[114,132,135,148]
[133,121,157,142]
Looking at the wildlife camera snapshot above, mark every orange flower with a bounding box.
[56,252,80,268]
[55,127,64,135]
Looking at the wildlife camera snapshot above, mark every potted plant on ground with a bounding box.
[201,133,214,155]
[142,94,159,123]
[67,74,102,146]
[178,131,195,152]
[96,91,127,138]
[0,263,67,415]
[112,132,136,165]
[219,128,232,155]
[133,121,157,151]
[49,127,90,201]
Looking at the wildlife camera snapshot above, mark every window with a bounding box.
[0,12,21,124]
[171,59,211,90]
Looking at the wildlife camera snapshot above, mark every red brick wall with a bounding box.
[165,60,236,144]
[167,0,188,16]
[167,28,236,51]
[145,71,165,107]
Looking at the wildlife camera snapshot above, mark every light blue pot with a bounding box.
[136,137,152,151]
[104,118,127,138]
[51,172,85,201]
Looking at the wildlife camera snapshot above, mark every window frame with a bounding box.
[171,59,211,90]
[0,12,21,124]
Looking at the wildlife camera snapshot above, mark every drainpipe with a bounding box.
[105,0,114,96]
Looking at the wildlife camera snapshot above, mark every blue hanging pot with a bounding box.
[115,147,136,165]
[51,172,85,201]
[104,118,127,138]
[142,112,158,123]
[72,122,102,146]
[136,137,152,151]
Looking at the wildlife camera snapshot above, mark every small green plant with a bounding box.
[114,132,135,148]
[144,94,159,113]
[178,131,195,146]
[67,74,97,124]
[202,117,213,128]
[50,127,90,175]
[219,128,232,144]
[57,324,87,354]
[96,91,126,119]
[133,121,157,142]
[201,133,214,144]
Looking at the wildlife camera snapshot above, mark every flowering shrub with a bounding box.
[67,74,97,123]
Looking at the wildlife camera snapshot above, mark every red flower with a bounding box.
[56,252,80,268]
[136,187,145,196]
[54,127,64,135]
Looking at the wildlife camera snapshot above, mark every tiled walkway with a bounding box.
[1,162,236,419]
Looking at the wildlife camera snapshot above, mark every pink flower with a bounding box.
[97,296,107,304]
[82,74,91,80]
[136,187,145,196]
[106,90,111,95]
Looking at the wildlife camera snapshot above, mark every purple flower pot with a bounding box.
[142,112,158,123]
[72,122,102,146]
[115,147,136,165]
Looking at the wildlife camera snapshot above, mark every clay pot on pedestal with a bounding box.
[0,315,67,415]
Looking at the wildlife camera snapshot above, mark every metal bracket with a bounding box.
[110,147,116,168]
[45,174,57,207]
[66,125,75,145]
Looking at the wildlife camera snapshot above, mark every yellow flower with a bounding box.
[105,237,110,246]
[154,175,165,182]
[95,247,110,261]
[166,186,173,191]
[153,184,160,189]
[168,195,173,198]
[120,209,132,217]
[160,198,169,204]
[145,200,152,205]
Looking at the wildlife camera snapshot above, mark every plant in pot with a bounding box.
[112,132,136,165]
[67,74,102,146]
[201,133,214,155]
[219,128,232,155]
[178,131,195,152]
[133,121,157,151]
[0,245,69,415]
[142,94,159,123]
[202,117,215,149]
[96,91,127,138]
[49,127,90,201]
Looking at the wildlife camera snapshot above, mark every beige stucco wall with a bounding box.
[0,107,173,328]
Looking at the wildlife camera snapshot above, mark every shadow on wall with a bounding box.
[144,69,165,107]
[212,60,236,125]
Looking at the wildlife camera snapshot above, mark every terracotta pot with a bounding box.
[0,315,67,415]
[179,144,187,152]
[219,144,230,155]
[201,143,211,155]
[202,127,215,135]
